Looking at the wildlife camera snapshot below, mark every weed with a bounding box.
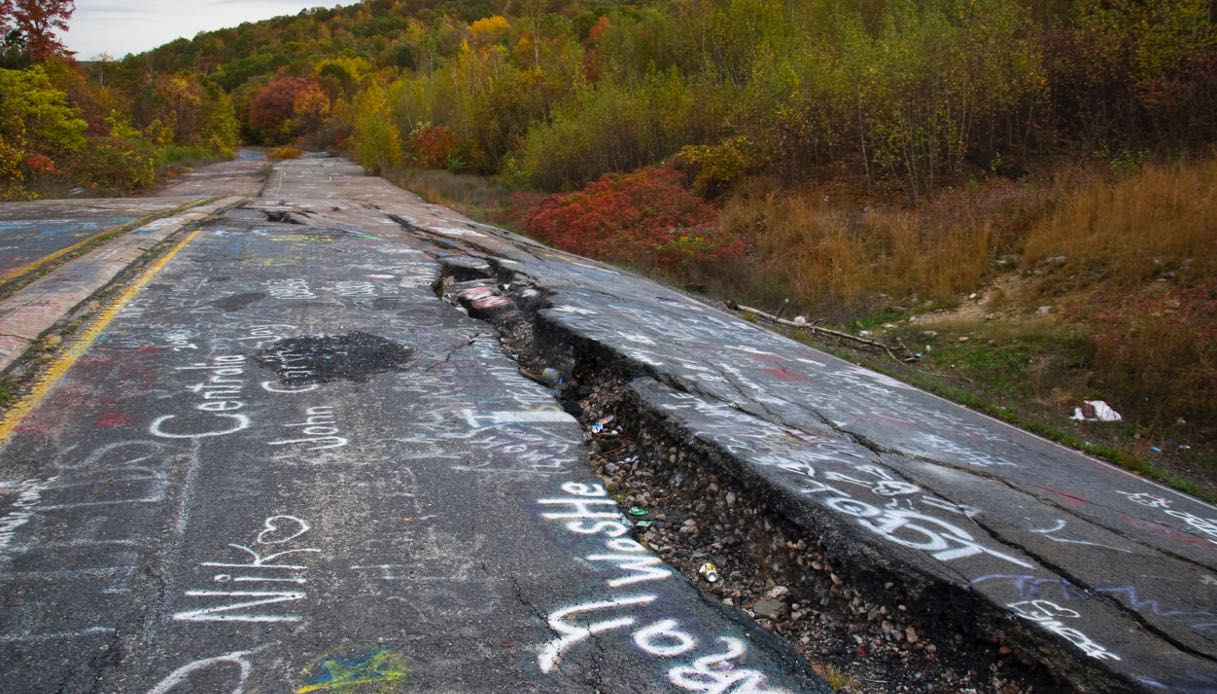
[811,663,860,692]
[394,167,514,222]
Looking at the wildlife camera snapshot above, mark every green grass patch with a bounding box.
[784,326,1217,504]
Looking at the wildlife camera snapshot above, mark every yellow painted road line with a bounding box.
[0,198,214,289]
[0,227,203,443]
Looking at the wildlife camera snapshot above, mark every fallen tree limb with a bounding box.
[725,301,912,364]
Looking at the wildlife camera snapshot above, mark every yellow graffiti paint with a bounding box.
[295,647,407,693]
[0,228,203,443]
[242,257,300,267]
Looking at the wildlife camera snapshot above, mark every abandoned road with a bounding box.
[0,155,1213,693]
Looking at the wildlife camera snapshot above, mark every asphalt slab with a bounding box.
[1,155,1215,693]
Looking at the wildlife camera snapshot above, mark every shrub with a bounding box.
[407,124,457,168]
[268,145,304,161]
[69,136,157,193]
[508,70,722,192]
[676,136,757,197]
[503,166,730,274]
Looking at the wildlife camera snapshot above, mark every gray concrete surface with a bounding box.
[154,151,267,198]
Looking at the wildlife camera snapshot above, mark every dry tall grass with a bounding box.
[1023,158,1217,286]
[394,168,514,220]
[718,185,1004,317]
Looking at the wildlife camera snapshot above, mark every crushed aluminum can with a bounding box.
[591,415,615,434]
[540,367,562,386]
[698,561,720,583]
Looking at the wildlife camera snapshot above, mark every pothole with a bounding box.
[264,210,303,224]
[253,332,414,385]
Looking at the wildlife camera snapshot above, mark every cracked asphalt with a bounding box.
[0,155,1214,692]
[0,157,823,693]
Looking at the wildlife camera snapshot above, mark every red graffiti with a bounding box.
[95,411,135,428]
[761,366,811,383]
[1029,484,1089,510]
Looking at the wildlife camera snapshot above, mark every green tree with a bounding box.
[0,65,85,190]
[352,81,401,174]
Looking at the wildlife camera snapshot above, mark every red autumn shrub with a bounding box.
[408,125,457,169]
[23,154,56,175]
[504,166,738,273]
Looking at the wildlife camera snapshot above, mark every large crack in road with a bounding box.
[380,163,1217,692]
[0,159,824,693]
[0,155,1214,693]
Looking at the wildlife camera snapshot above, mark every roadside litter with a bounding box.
[628,507,648,516]
[1071,400,1123,422]
[698,561,720,583]
[518,366,564,388]
[591,415,615,434]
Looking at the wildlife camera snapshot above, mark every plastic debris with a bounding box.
[628,507,648,516]
[1179,444,1192,451]
[1071,400,1123,422]
[635,520,654,529]
[591,415,616,434]
[698,561,720,583]
[792,315,807,325]
[1151,446,1163,453]
[540,367,562,386]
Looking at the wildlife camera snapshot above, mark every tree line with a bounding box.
[2,0,1215,200]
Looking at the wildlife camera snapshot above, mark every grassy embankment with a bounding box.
[394,155,1217,501]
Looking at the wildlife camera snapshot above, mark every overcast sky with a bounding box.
[66,1,346,60]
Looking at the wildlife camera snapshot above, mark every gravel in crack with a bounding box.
[253,332,414,384]
[575,380,1068,694]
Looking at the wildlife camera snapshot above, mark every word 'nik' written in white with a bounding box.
[173,515,318,623]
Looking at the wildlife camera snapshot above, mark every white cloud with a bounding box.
[67,1,345,60]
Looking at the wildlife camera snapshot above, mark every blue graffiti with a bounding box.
[1137,670,1217,693]
[971,574,1217,631]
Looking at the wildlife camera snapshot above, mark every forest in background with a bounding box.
[4,0,1213,213]
[1,0,239,197]
[1,0,1216,487]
